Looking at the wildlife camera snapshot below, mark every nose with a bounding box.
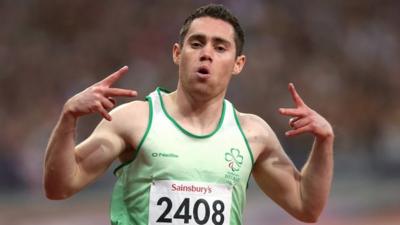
[199,44,213,62]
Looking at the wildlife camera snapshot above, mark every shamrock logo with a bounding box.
[225,148,243,172]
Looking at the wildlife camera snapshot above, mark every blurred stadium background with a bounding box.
[1,0,399,224]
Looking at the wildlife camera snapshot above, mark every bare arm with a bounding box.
[43,66,137,199]
[249,83,334,222]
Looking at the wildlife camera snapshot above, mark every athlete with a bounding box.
[43,4,334,225]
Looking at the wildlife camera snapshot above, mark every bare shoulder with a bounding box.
[236,111,282,160]
[108,100,149,135]
[95,100,150,151]
[236,112,275,143]
[110,100,149,121]
[236,112,271,135]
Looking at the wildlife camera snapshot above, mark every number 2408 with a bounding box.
[156,197,225,225]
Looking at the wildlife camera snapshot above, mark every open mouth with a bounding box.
[198,67,210,75]
[196,66,210,78]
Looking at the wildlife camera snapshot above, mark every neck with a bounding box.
[163,85,226,135]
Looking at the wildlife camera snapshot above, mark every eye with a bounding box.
[215,45,226,52]
[190,41,202,48]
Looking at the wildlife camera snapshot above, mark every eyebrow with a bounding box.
[187,33,232,47]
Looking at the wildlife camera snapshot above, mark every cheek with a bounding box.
[180,50,195,68]
[177,53,189,72]
[219,59,236,75]
[179,58,191,75]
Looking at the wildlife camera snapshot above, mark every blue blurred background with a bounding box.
[1,0,399,224]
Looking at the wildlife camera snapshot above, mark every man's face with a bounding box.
[173,17,245,99]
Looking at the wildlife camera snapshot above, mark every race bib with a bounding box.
[148,180,232,225]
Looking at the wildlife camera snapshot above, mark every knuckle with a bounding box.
[304,109,312,117]
[90,86,99,92]
[93,92,102,99]
[92,86,105,93]
[90,102,102,111]
[95,101,103,108]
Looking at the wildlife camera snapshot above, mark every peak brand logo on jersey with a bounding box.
[225,148,243,172]
[171,183,212,194]
[151,152,179,158]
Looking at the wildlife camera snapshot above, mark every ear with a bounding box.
[172,43,181,65]
[232,55,246,75]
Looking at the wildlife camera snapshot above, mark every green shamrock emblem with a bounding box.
[225,148,243,172]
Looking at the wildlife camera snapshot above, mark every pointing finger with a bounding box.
[288,83,305,107]
[104,88,138,97]
[100,66,129,87]
[279,107,306,117]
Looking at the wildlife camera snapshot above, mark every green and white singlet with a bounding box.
[110,88,254,225]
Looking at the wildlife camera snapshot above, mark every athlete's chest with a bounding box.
[135,127,251,185]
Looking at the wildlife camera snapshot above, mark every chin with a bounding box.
[191,84,225,101]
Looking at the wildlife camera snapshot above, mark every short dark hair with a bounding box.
[179,4,245,56]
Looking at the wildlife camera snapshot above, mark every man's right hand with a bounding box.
[63,66,137,121]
